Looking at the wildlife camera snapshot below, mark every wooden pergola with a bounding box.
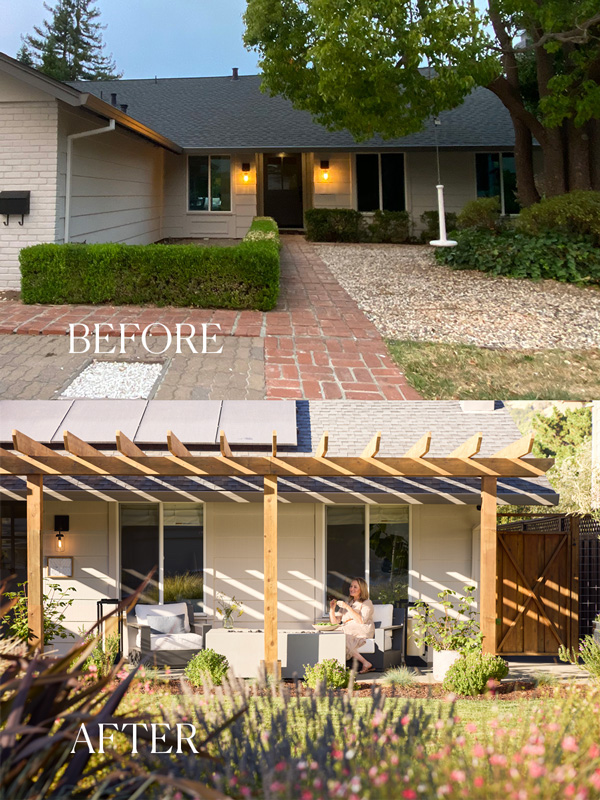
[0,428,554,669]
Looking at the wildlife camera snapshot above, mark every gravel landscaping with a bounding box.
[60,360,163,399]
[315,243,600,350]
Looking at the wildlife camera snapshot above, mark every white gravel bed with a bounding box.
[315,244,600,350]
[60,361,163,399]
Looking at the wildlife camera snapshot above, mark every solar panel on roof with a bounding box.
[218,401,297,445]
[137,401,222,444]
[0,400,73,443]
[50,399,147,443]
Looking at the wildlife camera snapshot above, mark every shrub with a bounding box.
[80,630,120,678]
[516,190,600,245]
[382,666,416,687]
[419,209,458,243]
[20,217,280,310]
[303,658,350,689]
[559,635,600,678]
[436,228,600,284]
[457,196,501,231]
[3,582,75,644]
[412,585,483,653]
[304,208,366,242]
[369,210,411,243]
[443,651,509,695]
[185,648,229,686]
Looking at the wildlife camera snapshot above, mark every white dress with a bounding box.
[337,599,375,658]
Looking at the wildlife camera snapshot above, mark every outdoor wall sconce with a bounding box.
[320,160,330,181]
[241,163,251,182]
[55,515,69,551]
[0,191,31,226]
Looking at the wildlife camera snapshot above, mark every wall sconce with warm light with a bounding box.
[55,515,69,551]
[241,162,251,183]
[320,160,330,181]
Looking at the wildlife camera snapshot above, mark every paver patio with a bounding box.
[0,237,420,400]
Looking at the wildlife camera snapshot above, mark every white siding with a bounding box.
[406,151,477,233]
[0,74,59,289]
[43,500,118,655]
[205,502,320,628]
[312,152,353,209]
[162,151,257,239]
[56,104,164,245]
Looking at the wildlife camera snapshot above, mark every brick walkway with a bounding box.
[0,237,419,400]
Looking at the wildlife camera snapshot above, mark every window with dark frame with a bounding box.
[188,155,231,211]
[476,152,519,215]
[356,153,405,212]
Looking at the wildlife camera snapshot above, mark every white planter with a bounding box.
[432,649,461,682]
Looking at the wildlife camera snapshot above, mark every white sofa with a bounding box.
[356,603,406,670]
[127,601,204,668]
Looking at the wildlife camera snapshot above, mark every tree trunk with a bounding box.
[513,117,540,206]
[541,128,567,196]
[567,121,592,190]
[591,120,600,191]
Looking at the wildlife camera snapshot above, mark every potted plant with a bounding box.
[216,592,243,629]
[412,585,483,681]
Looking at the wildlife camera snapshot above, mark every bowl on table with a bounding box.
[312,622,340,631]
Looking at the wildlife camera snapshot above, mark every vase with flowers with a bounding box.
[216,592,244,629]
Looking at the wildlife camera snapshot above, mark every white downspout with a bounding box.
[64,119,116,243]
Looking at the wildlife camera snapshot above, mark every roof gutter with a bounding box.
[64,119,116,244]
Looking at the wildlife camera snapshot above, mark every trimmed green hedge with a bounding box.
[436,228,600,285]
[304,207,411,243]
[20,217,280,310]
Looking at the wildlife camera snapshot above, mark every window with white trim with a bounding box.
[476,152,519,215]
[325,505,409,607]
[188,155,231,211]
[356,153,405,212]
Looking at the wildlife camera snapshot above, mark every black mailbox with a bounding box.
[0,191,31,224]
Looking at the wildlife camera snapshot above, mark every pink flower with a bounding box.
[402,791,417,799]
[474,777,484,788]
[300,792,313,800]
[562,736,579,753]
[465,722,477,733]
[490,754,507,766]
[368,766,378,778]
[589,770,600,791]
[275,762,286,772]
[240,789,252,798]
[450,770,466,783]
[588,744,600,760]
[565,785,576,798]
[472,744,485,759]
[332,749,344,760]
[529,762,545,778]
[87,664,97,673]
[401,715,410,726]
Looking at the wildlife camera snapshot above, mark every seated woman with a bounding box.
[329,577,375,673]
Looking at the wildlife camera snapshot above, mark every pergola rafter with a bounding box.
[0,429,554,666]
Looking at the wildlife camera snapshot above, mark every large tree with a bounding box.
[19,0,121,81]
[244,0,600,204]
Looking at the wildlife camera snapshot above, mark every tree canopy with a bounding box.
[244,1,600,203]
[19,0,121,81]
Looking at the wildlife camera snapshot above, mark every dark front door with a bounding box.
[263,154,304,228]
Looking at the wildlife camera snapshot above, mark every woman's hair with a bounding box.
[349,577,369,602]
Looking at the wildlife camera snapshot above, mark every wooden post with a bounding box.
[26,475,44,650]
[263,474,280,677]
[480,477,498,655]
[570,515,580,651]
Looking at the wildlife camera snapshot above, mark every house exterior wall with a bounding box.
[313,152,353,209]
[162,151,257,239]
[56,104,164,245]
[42,500,118,656]
[406,151,477,231]
[0,73,59,290]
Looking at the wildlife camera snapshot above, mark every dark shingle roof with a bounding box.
[69,74,516,150]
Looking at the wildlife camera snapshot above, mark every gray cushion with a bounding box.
[147,612,186,635]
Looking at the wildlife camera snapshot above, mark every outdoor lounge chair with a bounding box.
[127,601,204,668]
[356,604,406,671]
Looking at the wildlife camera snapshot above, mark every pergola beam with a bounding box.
[404,432,432,458]
[451,432,483,459]
[480,476,498,654]
[263,474,280,677]
[26,474,44,649]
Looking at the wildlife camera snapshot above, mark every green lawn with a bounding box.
[387,340,600,399]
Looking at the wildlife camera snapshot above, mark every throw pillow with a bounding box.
[147,612,186,635]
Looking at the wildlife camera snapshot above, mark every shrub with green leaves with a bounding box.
[303,658,350,689]
[443,651,509,695]
[304,208,366,242]
[436,228,600,284]
[457,196,501,231]
[3,582,75,645]
[184,648,229,686]
[369,210,411,243]
[516,191,600,246]
[559,635,600,679]
[419,209,458,243]
[382,666,416,687]
[20,217,280,310]
[80,630,120,678]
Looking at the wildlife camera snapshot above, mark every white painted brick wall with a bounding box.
[0,100,59,289]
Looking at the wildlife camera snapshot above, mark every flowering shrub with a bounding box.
[559,635,600,679]
[137,681,600,800]
[184,648,229,687]
[443,652,509,695]
[303,658,349,689]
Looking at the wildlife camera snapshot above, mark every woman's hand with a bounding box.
[329,598,337,610]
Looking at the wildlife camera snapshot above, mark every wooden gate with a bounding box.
[496,516,579,656]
